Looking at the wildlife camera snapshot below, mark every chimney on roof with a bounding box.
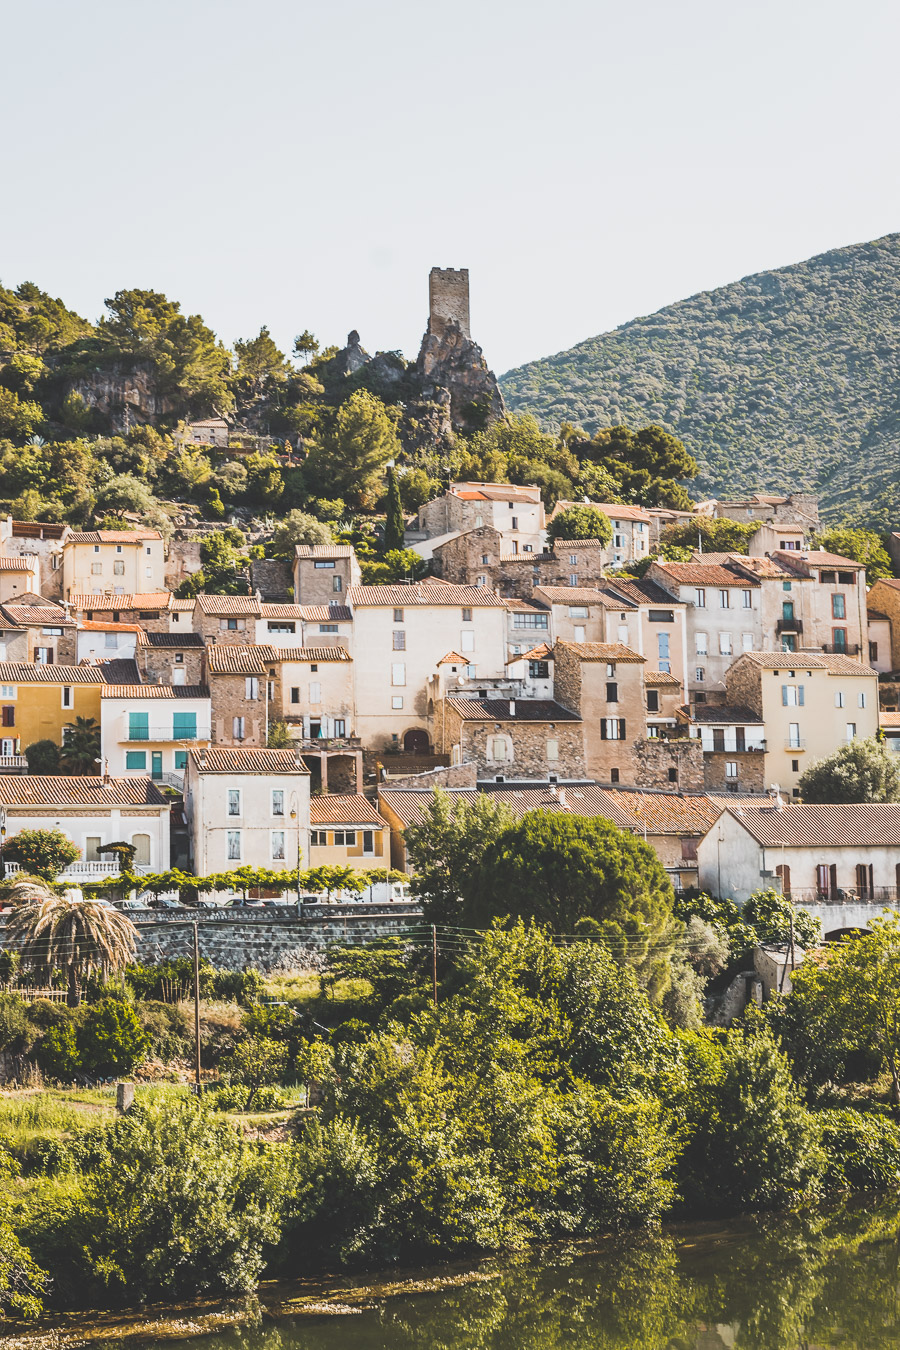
[199,749,208,769]
[102,758,111,787]
[558,787,566,807]
[509,699,516,717]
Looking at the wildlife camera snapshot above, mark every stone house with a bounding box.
[552,639,647,784]
[492,539,609,600]
[346,581,508,750]
[184,746,310,878]
[431,696,585,781]
[137,632,206,687]
[505,597,552,655]
[724,650,879,799]
[0,595,77,665]
[416,482,545,556]
[0,774,170,875]
[697,801,900,905]
[309,794,391,873]
[547,500,652,569]
[293,545,361,605]
[62,529,165,601]
[70,592,175,634]
[204,645,270,747]
[700,491,819,533]
[648,560,762,703]
[101,684,212,787]
[3,519,68,598]
[865,578,900,671]
[678,702,767,795]
[192,594,262,646]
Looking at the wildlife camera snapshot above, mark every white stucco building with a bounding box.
[101,685,212,787]
[183,747,311,877]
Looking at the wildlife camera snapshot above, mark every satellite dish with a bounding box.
[457,674,467,686]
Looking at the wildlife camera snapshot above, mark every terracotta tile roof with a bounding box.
[0,776,169,807]
[379,783,621,829]
[259,604,306,619]
[72,593,171,611]
[0,595,74,626]
[600,788,724,835]
[348,582,502,607]
[651,562,760,587]
[601,579,686,607]
[68,530,161,544]
[554,640,644,662]
[450,482,540,502]
[733,651,875,676]
[880,712,900,727]
[168,598,196,612]
[295,604,353,622]
[77,619,145,635]
[507,642,553,664]
[100,684,209,698]
[551,538,609,550]
[551,500,652,522]
[503,599,549,612]
[644,670,681,687]
[498,550,552,564]
[309,795,387,826]
[188,748,308,774]
[696,553,796,579]
[725,802,900,848]
[689,703,764,724]
[445,698,581,722]
[0,557,40,571]
[0,661,137,684]
[781,550,864,569]
[533,587,609,604]
[195,594,262,616]
[206,646,270,675]
[294,544,355,559]
[273,647,352,662]
[144,632,205,648]
[437,651,468,665]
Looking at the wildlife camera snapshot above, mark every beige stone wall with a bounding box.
[210,674,268,747]
[433,526,503,584]
[723,658,765,716]
[63,539,165,601]
[460,716,585,780]
[429,267,470,338]
[293,556,360,605]
[138,645,206,687]
[634,738,705,792]
[194,613,258,646]
[551,642,583,715]
[868,581,900,670]
[276,657,354,730]
[702,749,766,794]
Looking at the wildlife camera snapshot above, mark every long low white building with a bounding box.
[0,775,170,875]
[698,801,900,906]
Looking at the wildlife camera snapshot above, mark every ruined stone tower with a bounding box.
[428,267,470,339]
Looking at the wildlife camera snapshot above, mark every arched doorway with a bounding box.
[403,728,430,754]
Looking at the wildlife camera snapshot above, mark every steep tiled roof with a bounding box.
[733,651,874,676]
[437,651,468,665]
[644,670,682,687]
[77,619,145,636]
[144,632,205,648]
[689,703,764,724]
[551,538,609,550]
[726,802,900,848]
[0,661,137,684]
[309,795,387,826]
[0,557,39,571]
[651,563,760,587]
[533,587,608,604]
[0,595,74,626]
[348,582,502,607]
[259,604,306,619]
[0,776,168,806]
[72,593,170,611]
[551,500,652,522]
[445,698,581,721]
[68,530,161,543]
[601,579,685,607]
[296,604,353,622]
[554,640,644,662]
[206,645,270,675]
[294,544,355,559]
[507,643,553,664]
[600,788,725,835]
[188,748,308,774]
[195,595,261,615]
[100,684,209,698]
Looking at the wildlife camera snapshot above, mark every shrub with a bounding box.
[35,1020,79,1079]
[0,1222,48,1320]
[78,998,150,1076]
[1,828,79,881]
[818,1108,900,1191]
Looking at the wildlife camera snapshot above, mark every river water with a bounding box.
[138,1199,900,1350]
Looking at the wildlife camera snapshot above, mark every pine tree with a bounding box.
[383,466,405,553]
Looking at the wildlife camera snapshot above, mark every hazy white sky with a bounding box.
[2,0,899,374]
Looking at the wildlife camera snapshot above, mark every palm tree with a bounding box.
[60,717,100,775]
[6,885,138,1006]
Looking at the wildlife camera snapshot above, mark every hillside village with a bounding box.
[0,270,897,925]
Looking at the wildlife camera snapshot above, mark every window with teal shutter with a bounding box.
[173,711,197,740]
[174,750,188,770]
[129,712,148,741]
[125,751,146,770]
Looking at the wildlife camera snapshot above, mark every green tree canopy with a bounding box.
[814,525,893,581]
[546,503,613,545]
[2,828,79,881]
[233,325,289,395]
[271,509,333,555]
[305,389,400,508]
[383,466,405,552]
[658,516,760,553]
[404,789,516,928]
[462,810,674,958]
[573,425,696,508]
[798,736,900,803]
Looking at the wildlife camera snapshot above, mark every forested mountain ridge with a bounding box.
[501,234,900,527]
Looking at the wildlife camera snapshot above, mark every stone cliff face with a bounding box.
[415,317,505,434]
[68,364,178,433]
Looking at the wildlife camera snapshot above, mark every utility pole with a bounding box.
[192,921,202,1092]
[780,909,795,995]
[432,924,438,1007]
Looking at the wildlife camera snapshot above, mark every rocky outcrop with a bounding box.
[68,363,178,432]
[415,317,505,434]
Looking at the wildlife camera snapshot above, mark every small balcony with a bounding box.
[707,740,767,753]
[126,725,211,742]
[785,739,807,751]
[3,861,155,879]
[821,643,861,655]
[776,618,803,634]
